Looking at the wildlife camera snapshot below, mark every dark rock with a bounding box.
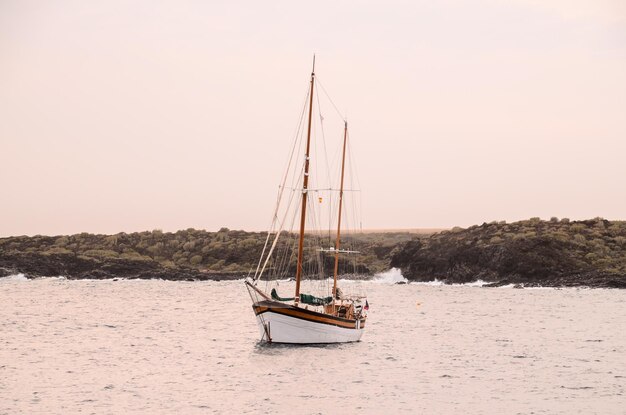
[391,219,626,289]
[0,228,404,281]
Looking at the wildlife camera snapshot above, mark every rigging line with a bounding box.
[276,127,306,260]
[280,231,298,280]
[289,112,308,191]
[282,83,311,181]
[279,187,360,192]
[257,182,300,281]
[308,192,324,241]
[307,193,322,245]
[307,162,322,249]
[272,189,301,280]
[315,76,346,122]
[253,184,286,280]
[285,81,312,194]
[266,131,305,279]
[346,132,363,233]
[254,84,310,280]
[315,85,333,194]
[256,180,298,281]
[346,133,362,196]
[322,136,340,244]
[283,212,299,276]
[307,194,324,284]
[253,106,307,280]
[278,203,298,267]
[315,83,334,242]
[302,192,323,281]
[344,130,353,238]
[312,107,318,201]
[276,82,311,207]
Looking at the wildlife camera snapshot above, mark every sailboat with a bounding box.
[245,58,368,344]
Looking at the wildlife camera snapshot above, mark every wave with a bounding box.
[457,279,489,287]
[410,279,445,286]
[1,273,28,281]
[370,269,490,287]
[372,268,408,284]
[409,278,489,287]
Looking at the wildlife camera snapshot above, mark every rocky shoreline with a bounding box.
[390,218,626,289]
[2,218,625,288]
[0,228,409,282]
[0,252,245,282]
[0,252,374,282]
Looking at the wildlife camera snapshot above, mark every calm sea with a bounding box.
[1,274,624,414]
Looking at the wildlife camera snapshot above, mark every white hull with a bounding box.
[255,310,365,344]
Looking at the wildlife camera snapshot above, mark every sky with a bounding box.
[1,0,625,236]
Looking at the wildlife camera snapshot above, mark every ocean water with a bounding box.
[1,275,624,414]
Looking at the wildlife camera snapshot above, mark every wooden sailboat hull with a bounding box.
[252,300,366,344]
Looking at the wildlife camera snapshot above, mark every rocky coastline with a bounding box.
[0,228,414,281]
[391,218,626,289]
[2,219,625,288]
[0,252,246,281]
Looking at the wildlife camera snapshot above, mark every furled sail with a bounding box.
[271,288,333,306]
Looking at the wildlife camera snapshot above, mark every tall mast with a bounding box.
[294,56,315,303]
[332,121,348,300]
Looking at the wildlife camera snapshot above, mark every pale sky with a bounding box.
[1,0,625,236]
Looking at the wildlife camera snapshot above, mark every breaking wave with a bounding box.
[410,279,489,287]
[1,273,28,281]
[371,269,489,287]
[373,268,408,284]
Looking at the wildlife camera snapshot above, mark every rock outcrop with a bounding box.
[391,218,626,288]
[0,252,244,281]
[0,229,415,280]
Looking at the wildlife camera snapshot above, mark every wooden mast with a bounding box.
[332,121,348,300]
[294,56,315,304]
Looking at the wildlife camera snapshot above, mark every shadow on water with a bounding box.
[252,341,354,354]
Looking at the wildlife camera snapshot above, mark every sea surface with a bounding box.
[1,273,625,414]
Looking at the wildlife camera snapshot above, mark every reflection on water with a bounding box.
[253,341,344,353]
[1,278,624,414]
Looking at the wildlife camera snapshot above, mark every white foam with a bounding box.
[458,279,488,287]
[373,268,408,284]
[410,279,444,286]
[1,273,28,281]
[496,284,516,289]
[411,279,489,287]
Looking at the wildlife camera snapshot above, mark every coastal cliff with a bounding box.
[390,218,626,288]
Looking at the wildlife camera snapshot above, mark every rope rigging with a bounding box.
[250,67,364,301]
